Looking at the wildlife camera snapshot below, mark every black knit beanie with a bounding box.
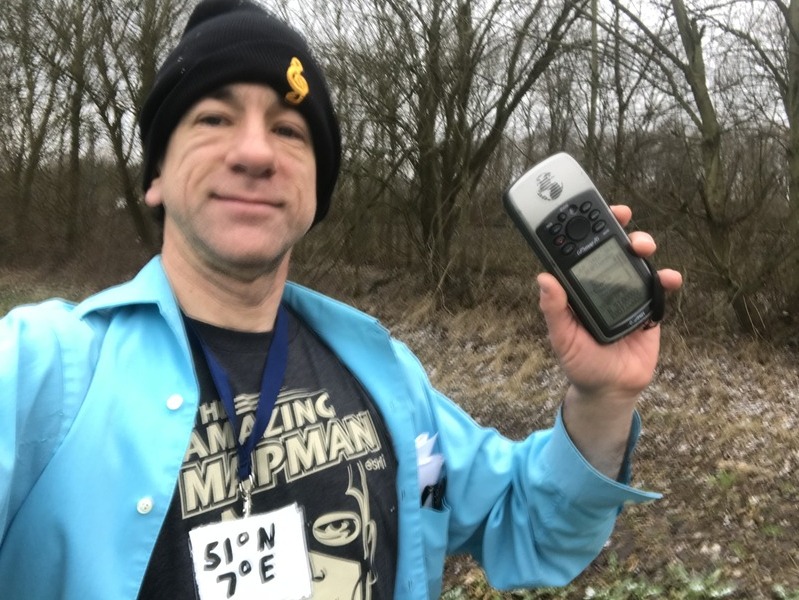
[139,0,341,225]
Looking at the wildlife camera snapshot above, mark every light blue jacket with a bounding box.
[0,257,658,599]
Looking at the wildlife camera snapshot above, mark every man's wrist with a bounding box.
[561,385,639,479]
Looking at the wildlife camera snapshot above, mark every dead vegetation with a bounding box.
[2,261,798,598]
[298,264,799,598]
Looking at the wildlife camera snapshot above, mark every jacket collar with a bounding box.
[73,256,406,408]
[74,256,186,338]
[73,256,394,365]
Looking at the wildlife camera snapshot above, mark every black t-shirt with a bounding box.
[138,308,398,599]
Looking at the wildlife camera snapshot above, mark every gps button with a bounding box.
[566,216,591,241]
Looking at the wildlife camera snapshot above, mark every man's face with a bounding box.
[145,83,317,277]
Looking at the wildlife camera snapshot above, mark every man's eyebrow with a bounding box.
[201,86,240,106]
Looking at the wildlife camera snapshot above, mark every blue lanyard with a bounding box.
[191,305,289,515]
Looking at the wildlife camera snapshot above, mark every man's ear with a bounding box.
[144,172,163,208]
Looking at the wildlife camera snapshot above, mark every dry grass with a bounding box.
[0,266,99,315]
[3,260,798,598]
[298,264,799,598]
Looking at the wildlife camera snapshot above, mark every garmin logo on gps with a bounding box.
[535,171,564,201]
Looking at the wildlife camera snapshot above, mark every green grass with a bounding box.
[441,557,744,600]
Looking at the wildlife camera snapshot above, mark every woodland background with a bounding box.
[2,0,799,597]
[2,0,799,338]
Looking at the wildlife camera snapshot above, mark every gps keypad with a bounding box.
[538,193,607,257]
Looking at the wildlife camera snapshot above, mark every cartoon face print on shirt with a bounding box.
[308,463,378,599]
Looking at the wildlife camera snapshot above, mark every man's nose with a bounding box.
[226,119,276,178]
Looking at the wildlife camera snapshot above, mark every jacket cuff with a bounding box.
[544,407,661,507]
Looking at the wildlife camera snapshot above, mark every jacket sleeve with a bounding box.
[0,302,97,543]
[392,340,660,589]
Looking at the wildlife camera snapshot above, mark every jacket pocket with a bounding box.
[421,504,451,598]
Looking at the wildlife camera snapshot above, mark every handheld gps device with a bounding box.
[503,152,664,344]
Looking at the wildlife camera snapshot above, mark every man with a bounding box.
[0,0,682,598]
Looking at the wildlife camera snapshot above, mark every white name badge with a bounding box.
[189,503,312,600]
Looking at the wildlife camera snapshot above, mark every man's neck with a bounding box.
[162,249,289,333]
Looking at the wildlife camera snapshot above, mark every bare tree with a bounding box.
[37,0,93,255]
[85,0,192,249]
[302,0,589,303]
[0,0,191,262]
[710,0,799,313]
[0,0,63,254]
[603,0,790,333]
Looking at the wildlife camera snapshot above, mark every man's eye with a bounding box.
[197,114,226,126]
[275,125,306,141]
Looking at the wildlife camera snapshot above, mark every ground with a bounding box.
[2,262,798,599]
[305,266,799,599]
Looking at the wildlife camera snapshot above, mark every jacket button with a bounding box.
[166,394,184,410]
[137,497,154,514]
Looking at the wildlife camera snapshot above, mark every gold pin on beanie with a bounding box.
[139,0,341,225]
[285,57,309,105]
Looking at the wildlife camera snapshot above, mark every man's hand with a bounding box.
[538,205,683,478]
